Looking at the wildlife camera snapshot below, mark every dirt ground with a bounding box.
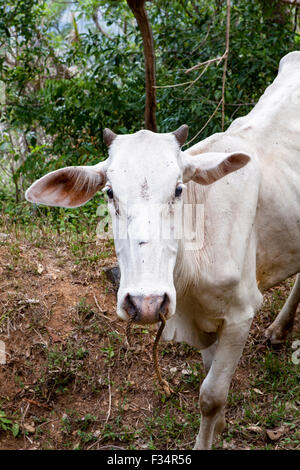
[0,226,299,450]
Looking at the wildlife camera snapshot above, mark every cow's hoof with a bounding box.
[215,414,226,435]
[265,323,286,344]
[193,442,207,450]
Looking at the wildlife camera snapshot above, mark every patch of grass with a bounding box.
[76,429,97,443]
[76,297,95,321]
[227,391,245,407]
[180,363,203,388]
[35,340,89,400]
[145,411,187,446]
[0,410,20,437]
[102,421,141,444]
[101,344,115,366]
[76,413,97,431]
[143,396,200,449]
[254,349,299,395]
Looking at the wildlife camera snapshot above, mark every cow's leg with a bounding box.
[201,340,226,436]
[194,315,253,450]
[265,273,300,344]
[201,341,218,373]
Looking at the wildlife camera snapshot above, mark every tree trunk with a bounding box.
[279,1,300,6]
[127,0,157,132]
[259,0,292,26]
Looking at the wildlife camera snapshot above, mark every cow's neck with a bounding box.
[174,130,259,298]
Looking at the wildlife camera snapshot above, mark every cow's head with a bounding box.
[26,127,250,324]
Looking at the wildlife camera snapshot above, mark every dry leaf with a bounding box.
[247,425,263,433]
[286,402,298,412]
[24,423,35,434]
[19,298,39,305]
[37,263,44,274]
[222,441,236,449]
[266,427,286,441]
[181,368,192,375]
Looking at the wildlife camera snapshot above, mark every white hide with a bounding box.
[163,53,300,347]
[105,131,182,321]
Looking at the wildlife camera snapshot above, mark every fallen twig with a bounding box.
[105,369,112,424]
[22,398,51,410]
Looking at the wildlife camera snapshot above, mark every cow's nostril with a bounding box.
[123,293,170,324]
[123,294,139,320]
[160,293,170,314]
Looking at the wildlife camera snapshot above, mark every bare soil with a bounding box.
[0,228,299,450]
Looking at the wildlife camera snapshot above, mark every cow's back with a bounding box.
[247,52,300,288]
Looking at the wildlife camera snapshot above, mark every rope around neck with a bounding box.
[125,315,135,347]
[126,312,173,397]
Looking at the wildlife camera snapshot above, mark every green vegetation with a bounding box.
[1,0,299,228]
[0,410,19,437]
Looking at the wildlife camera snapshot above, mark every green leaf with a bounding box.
[11,423,20,437]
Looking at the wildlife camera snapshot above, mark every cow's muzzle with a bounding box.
[123,293,170,324]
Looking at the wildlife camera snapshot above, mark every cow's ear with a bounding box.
[25,163,107,208]
[182,151,251,185]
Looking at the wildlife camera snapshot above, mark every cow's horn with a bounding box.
[173,124,189,147]
[103,128,117,147]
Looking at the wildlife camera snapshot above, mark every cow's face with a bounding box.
[25,126,250,325]
[103,127,188,324]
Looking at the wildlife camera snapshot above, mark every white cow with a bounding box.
[25,51,300,449]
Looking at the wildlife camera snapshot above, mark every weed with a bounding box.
[76,430,97,443]
[75,413,97,431]
[0,410,20,437]
[35,341,89,399]
[102,422,141,443]
[101,345,115,365]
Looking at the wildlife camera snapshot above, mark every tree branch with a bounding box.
[127,0,157,132]
[92,8,114,40]
[185,0,231,134]
[221,0,231,131]
[185,55,225,74]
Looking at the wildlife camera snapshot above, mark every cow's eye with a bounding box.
[175,186,183,198]
[106,188,114,199]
